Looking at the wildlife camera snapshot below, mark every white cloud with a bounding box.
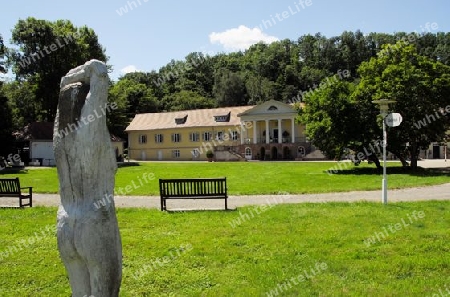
[209,25,279,51]
[120,65,140,75]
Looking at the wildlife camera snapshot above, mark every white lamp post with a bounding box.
[372,99,396,204]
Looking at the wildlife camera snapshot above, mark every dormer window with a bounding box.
[268,105,278,111]
[214,112,231,122]
[175,115,188,124]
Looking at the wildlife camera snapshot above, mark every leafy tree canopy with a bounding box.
[300,41,450,169]
[8,17,107,122]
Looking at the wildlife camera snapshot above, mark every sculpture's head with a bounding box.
[55,60,110,142]
[60,59,108,89]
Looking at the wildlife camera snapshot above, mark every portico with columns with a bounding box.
[237,100,310,160]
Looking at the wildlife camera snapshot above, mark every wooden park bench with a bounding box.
[0,178,33,207]
[159,178,227,211]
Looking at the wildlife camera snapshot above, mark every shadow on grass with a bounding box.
[166,208,236,214]
[117,162,140,168]
[0,169,29,175]
[326,166,450,177]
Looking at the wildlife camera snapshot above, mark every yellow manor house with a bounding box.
[125,100,324,161]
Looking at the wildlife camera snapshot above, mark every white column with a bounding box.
[265,120,270,144]
[253,120,257,144]
[278,119,282,144]
[382,118,387,204]
[240,121,244,145]
[291,117,295,143]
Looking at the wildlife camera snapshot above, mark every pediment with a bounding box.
[237,100,297,118]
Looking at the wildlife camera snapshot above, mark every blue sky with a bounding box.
[1,0,449,80]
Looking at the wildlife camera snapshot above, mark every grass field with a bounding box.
[1,161,449,195]
[0,202,449,296]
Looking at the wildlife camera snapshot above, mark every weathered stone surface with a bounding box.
[53,59,122,297]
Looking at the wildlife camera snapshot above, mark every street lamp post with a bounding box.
[372,99,397,204]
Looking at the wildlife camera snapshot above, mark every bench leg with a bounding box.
[225,198,228,210]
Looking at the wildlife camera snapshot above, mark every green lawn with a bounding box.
[0,202,449,296]
[1,161,449,195]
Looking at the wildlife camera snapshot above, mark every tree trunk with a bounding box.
[397,155,409,167]
[410,142,419,170]
[53,60,122,297]
[368,154,382,171]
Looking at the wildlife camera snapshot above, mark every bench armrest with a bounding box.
[20,187,33,195]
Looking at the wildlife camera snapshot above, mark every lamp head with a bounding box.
[372,99,396,117]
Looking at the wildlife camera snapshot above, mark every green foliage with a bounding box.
[0,94,14,156]
[1,202,450,295]
[167,90,216,111]
[301,41,450,169]
[206,150,214,158]
[8,17,107,122]
[108,77,160,138]
[355,42,450,168]
[299,77,357,159]
[4,21,450,144]
[213,68,248,107]
[0,34,6,74]
[2,81,39,130]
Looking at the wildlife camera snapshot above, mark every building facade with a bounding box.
[125,100,319,161]
[13,122,125,166]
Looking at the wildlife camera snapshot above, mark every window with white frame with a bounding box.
[245,147,252,157]
[216,131,224,141]
[155,134,163,143]
[189,132,200,142]
[203,132,212,141]
[171,133,181,143]
[191,148,200,158]
[172,149,180,158]
[231,131,239,141]
[138,135,147,144]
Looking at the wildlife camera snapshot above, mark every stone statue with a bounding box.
[54,59,122,297]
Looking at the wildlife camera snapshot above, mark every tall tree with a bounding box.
[213,69,248,107]
[2,81,39,130]
[0,34,6,74]
[8,17,107,122]
[297,77,378,165]
[167,90,216,111]
[108,77,160,138]
[355,42,450,169]
[0,34,14,157]
[0,94,14,157]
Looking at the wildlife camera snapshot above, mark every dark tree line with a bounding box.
[2,17,450,148]
[106,31,450,139]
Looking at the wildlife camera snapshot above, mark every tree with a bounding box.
[108,77,159,138]
[297,77,380,166]
[174,52,215,98]
[213,69,247,107]
[299,42,450,170]
[8,17,107,122]
[0,34,6,74]
[168,90,216,111]
[2,81,39,130]
[354,42,450,169]
[0,94,14,157]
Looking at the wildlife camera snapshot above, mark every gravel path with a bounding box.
[2,160,449,210]
[0,182,449,210]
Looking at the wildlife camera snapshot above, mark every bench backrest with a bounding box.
[159,178,227,197]
[0,178,21,194]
